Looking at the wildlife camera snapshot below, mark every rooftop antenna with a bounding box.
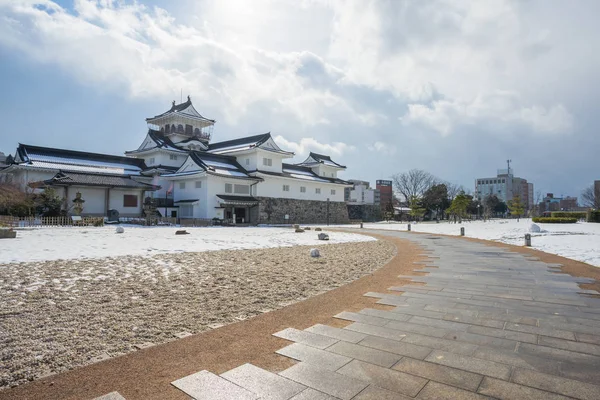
[507,159,512,175]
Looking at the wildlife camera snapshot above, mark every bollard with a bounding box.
[360,222,363,229]
[460,227,465,236]
[525,233,531,247]
[408,223,411,232]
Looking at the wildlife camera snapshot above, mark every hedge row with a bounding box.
[588,210,600,223]
[532,217,578,224]
[551,211,587,219]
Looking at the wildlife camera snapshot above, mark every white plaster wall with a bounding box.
[315,165,339,179]
[142,150,185,168]
[76,187,107,215]
[172,176,208,218]
[257,149,286,173]
[204,175,257,219]
[255,176,345,202]
[12,168,57,191]
[235,152,259,172]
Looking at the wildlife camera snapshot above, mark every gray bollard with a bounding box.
[525,233,531,247]
[408,223,411,232]
[460,227,465,236]
[360,222,363,228]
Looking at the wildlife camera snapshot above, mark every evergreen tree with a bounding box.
[408,195,426,221]
[507,195,525,221]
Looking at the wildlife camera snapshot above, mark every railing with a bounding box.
[0,215,104,227]
[117,217,178,226]
[179,218,215,227]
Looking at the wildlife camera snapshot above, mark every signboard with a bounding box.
[284,214,289,220]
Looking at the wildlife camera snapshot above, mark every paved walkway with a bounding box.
[95,230,600,399]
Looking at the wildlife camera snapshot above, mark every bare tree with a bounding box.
[446,183,464,200]
[391,169,438,203]
[532,190,543,217]
[581,185,600,209]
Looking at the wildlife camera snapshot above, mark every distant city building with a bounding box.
[376,180,393,209]
[345,180,379,205]
[595,181,600,206]
[474,166,533,210]
[539,193,579,212]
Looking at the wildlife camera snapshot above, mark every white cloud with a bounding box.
[368,141,397,156]
[274,135,355,159]
[402,92,574,136]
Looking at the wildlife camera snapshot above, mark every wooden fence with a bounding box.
[0,215,105,227]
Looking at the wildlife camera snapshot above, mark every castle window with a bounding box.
[177,124,184,133]
[194,128,201,135]
[165,124,170,133]
[170,154,178,161]
[171,124,176,132]
[234,184,250,194]
[225,183,233,193]
[148,157,155,165]
[262,158,272,167]
[179,182,186,189]
[315,188,321,194]
[283,185,290,192]
[300,186,306,193]
[331,189,336,195]
[123,195,138,208]
[195,181,202,189]
[185,124,193,135]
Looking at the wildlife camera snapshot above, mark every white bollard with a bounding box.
[460,227,465,236]
[525,233,532,246]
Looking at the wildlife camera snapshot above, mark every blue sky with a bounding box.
[1,0,599,201]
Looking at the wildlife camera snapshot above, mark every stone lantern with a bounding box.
[72,192,85,216]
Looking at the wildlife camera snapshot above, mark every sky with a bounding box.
[0,0,599,200]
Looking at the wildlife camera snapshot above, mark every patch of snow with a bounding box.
[0,226,375,264]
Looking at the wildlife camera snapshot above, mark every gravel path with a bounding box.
[0,239,395,388]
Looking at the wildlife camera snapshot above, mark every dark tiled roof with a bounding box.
[298,152,346,168]
[216,195,259,206]
[208,132,272,151]
[174,199,199,203]
[17,144,147,170]
[256,164,350,185]
[142,164,179,172]
[146,97,215,122]
[43,172,159,190]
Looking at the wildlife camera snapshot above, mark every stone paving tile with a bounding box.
[517,342,600,365]
[171,370,257,400]
[511,368,600,400]
[387,305,447,319]
[466,325,538,344]
[392,357,483,392]
[402,333,479,356]
[273,328,339,349]
[442,314,505,329]
[221,363,306,400]
[538,336,600,356]
[539,319,600,335]
[425,350,512,380]
[276,343,352,371]
[304,324,367,344]
[423,305,478,318]
[567,316,600,328]
[336,360,428,397]
[92,392,126,400]
[504,322,576,340]
[407,315,472,331]
[334,311,393,327]
[416,381,490,400]
[444,331,518,350]
[477,377,573,400]
[359,308,412,322]
[326,341,402,368]
[344,322,409,341]
[471,346,562,376]
[351,386,413,400]
[575,332,600,345]
[289,388,336,400]
[279,362,368,400]
[384,320,449,338]
[359,335,433,360]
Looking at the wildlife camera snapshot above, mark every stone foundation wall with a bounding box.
[347,204,382,222]
[255,197,350,224]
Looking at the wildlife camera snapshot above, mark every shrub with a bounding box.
[532,217,577,224]
[587,210,600,223]
[551,211,587,219]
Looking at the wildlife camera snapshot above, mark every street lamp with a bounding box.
[477,204,480,220]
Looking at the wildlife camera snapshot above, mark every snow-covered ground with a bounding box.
[346,219,600,267]
[0,226,374,264]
